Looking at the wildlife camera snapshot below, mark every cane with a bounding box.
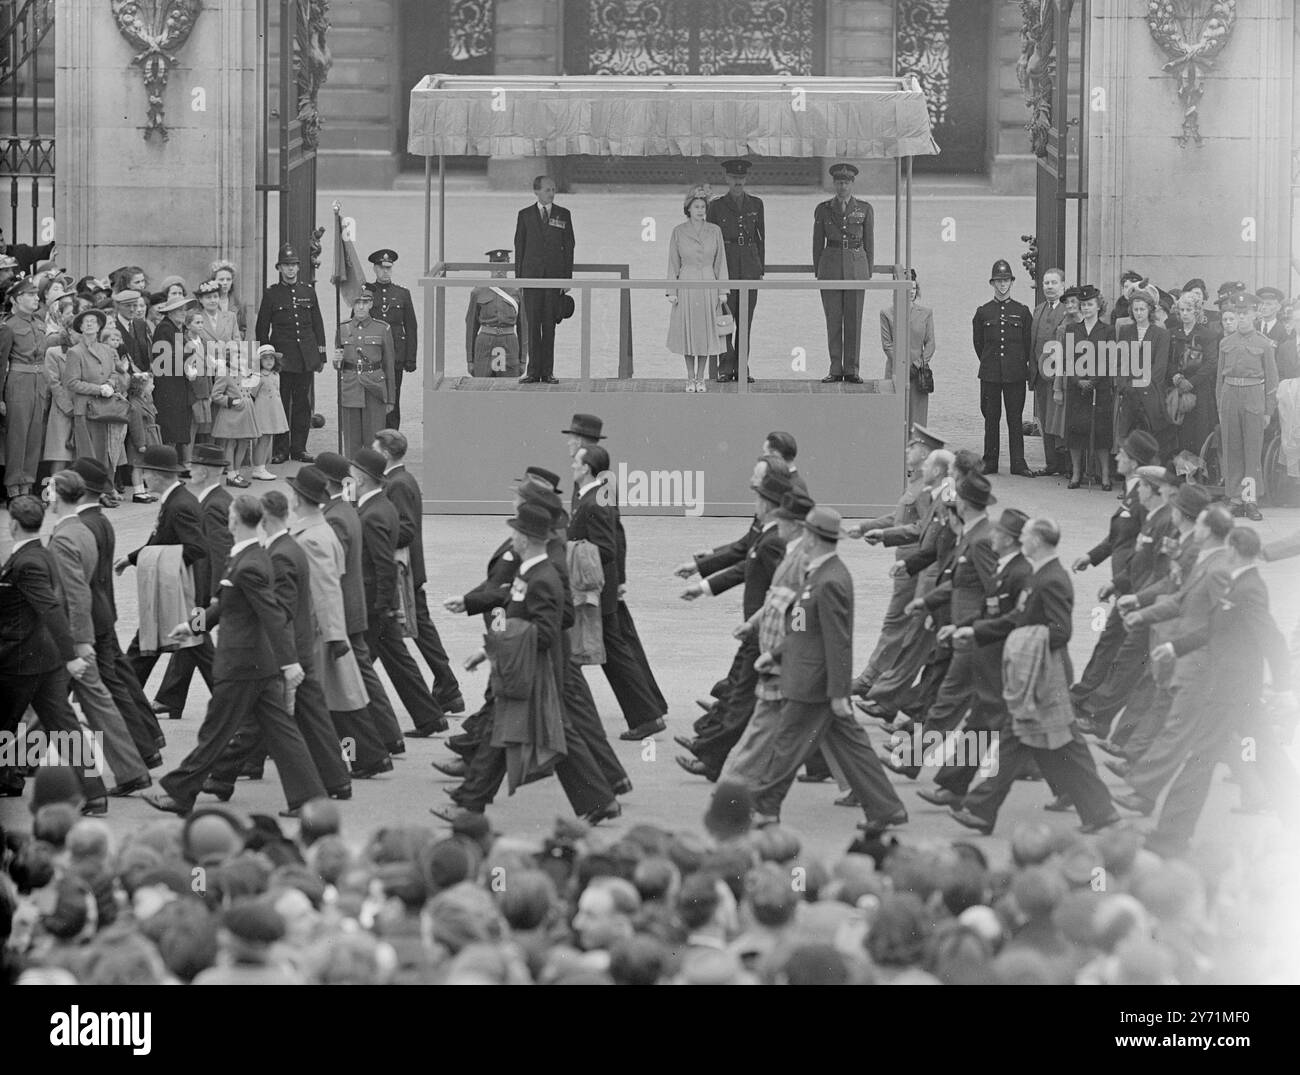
[1086,385,1097,489]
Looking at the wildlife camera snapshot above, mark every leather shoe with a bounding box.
[278,807,301,819]
[142,789,189,815]
[328,784,352,801]
[109,774,149,800]
[858,808,907,836]
[388,740,406,756]
[1079,814,1123,834]
[270,453,288,465]
[239,765,264,780]
[518,376,539,384]
[984,467,1000,476]
[200,779,234,802]
[440,695,467,716]
[917,787,960,807]
[290,452,315,463]
[619,718,666,741]
[80,797,108,817]
[1009,466,1036,478]
[820,374,842,383]
[673,735,697,752]
[1043,794,1073,812]
[432,758,467,778]
[408,721,449,738]
[611,778,634,796]
[151,699,182,720]
[882,757,920,780]
[584,800,622,826]
[1097,740,1128,760]
[542,376,559,384]
[842,374,864,384]
[834,792,860,808]
[695,698,715,713]
[675,755,709,777]
[1113,792,1154,816]
[429,804,480,823]
[1103,758,1131,780]
[796,771,830,783]
[853,697,893,723]
[949,807,993,835]
[352,757,394,779]
[144,753,163,770]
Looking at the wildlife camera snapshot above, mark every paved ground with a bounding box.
[3,185,1298,869]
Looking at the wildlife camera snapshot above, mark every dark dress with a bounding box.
[1167,321,1220,455]
[1064,318,1115,451]
[151,318,191,446]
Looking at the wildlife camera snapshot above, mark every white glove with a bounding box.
[99,383,114,397]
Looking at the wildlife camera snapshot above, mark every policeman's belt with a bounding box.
[477,326,515,335]
[826,240,863,249]
[725,239,754,246]
[1223,377,1266,387]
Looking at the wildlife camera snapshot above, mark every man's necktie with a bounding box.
[541,206,549,225]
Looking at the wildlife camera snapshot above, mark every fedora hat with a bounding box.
[507,502,552,542]
[287,465,331,505]
[802,506,842,542]
[516,482,564,519]
[350,448,388,484]
[512,465,562,494]
[1173,483,1211,520]
[139,444,185,474]
[774,490,815,521]
[1120,429,1160,467]
[69,457,113,496]
[754,470,793,506]
[561,413,606,440]
[71,308,106,334]
[956,473,996,508]
[189,443,229,470]
[994,508,1030,540]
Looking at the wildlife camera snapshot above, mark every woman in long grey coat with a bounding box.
[63,308,124,483]
[666,190,729,392]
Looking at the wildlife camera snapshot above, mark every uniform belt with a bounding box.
[725,239,752,246]
[477,326,515,335]
[1223,376,1265,387]
[826,240,862,249]
[342,361,382,373]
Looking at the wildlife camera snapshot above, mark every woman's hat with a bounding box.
[1062,285,1081,301]
[507,502,552,542]
[1076,284,1101,303]
[350,448,388,483]
[287,465,331,505]
[196,279,222,297]
[71,308,106,334]
[139,445,185,474]
[256,343,282,362]
[158,294,196,313]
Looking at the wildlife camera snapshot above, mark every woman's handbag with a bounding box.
[911,363,934,394]
[85,395,129,423]
[714,309,735,335]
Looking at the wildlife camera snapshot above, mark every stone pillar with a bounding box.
[487,0,563,190]
[989,1,1037,194]
[55,0,262,310]
[1087,0,1295,294]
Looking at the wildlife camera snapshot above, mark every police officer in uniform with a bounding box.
[334,291,396,457]
[707,159,764,382]
[255,244,326,464]
[1,277,48,497]
[365,249,418,429]
[972,260,1035,476]
[812,163,874,384]
[1217,292,1278,521]
[465,249,522,378]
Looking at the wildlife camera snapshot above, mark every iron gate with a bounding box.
[0,0,54,259]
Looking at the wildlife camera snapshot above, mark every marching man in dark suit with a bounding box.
[255,243,325,463]
[0,496,110,812]
[365,249,418,428]
[708,159,764,382]
[812,163,873,383]
[748,506,908,834]
[143,494,327,817]
[514,175,574,384]
[973,259,1035,476]
[949,517,1119,835]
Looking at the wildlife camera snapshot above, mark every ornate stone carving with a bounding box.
[1017,0,1073,159]
[293,0,332,150]
[1144,0,1237,147]
[111,0,203,142]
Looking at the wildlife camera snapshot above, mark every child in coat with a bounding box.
[250,344,289,479]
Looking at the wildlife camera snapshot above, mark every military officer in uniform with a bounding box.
[1,277,48,497]
[255,243,326,464]
[972,260,1035,476]
[365,249,418,429]
[1217,293,1278,521]
[812,163,874,383]
[465,249,522,378]
[707,159,764,382]
[334,290,396,457]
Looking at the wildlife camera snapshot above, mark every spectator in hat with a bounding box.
[1061,284,1116,488]
[210,325,261,487]
[2,276,48,497]
[973,259,1034,475]
[514,175,574,384]
[365,249,418,427]
[813,162,872,383]
[182,304,215,451]
[63,307,125,484]
[881,269,936,426]
[334,290,395,457]
[192,901,300,985]
[1111,269,1144,326]
[249,343,288,479]
[667,186,729,392]
[1168,289,1220,456]
[1115,286,1171,452]
[1255,286,1287,345]
[708,158,764,382]
[466,249,522,378]
[1216,293,1278,520]
[207,258,247,336]
[150,292,197,458]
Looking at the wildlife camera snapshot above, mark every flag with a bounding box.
[330,207,365,308]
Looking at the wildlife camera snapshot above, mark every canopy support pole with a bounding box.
[423,154,432,272]
[893,158,901,273]
[439,154,446,264]
[905,155,913,277]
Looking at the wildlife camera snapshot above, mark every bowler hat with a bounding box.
[994,508,1030,539]
[69,457,113,496]
[139,444,185,474]
[276,243,300,265]
[989,259,1015,282]
[721,159,752,176]
[368,249,398,266]
[802,505,843,541]
[287,465,331,505]
[956,472,996,508]
[507,502,552,542]
[71,308,106,334]
[316,451,350,483]
[1173,483,1211,520]
[556,293,575,323]
[774,490,815,521]
[350,448,388,484]
[828,162,859,181]
[1120,429,1160,467]
[909,423,945,451]
[190,443,229,470]
[561,413,606,440]
[754,470,793,506]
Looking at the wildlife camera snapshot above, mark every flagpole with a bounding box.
[332,200,343,454]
